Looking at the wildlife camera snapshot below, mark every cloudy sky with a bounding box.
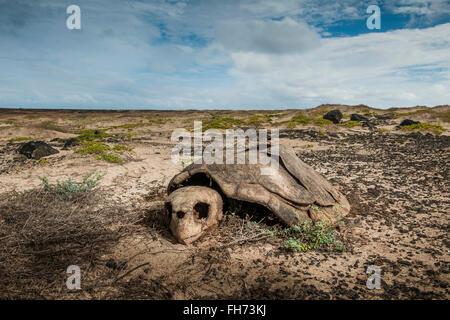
[0,0,449,109]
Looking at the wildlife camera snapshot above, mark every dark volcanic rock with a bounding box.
[375,114,395,120]
[350,114,368,122]
[18,141,59,160]
[63,138,80,149]
[399,119,420,127]
[323,110,343,124]
[362,121,376,130]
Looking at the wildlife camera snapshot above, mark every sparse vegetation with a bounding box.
[76,129,110,141]
[39,172,105,200]
[97,153,123,163]
[76,141,132,163]
[203,117,246,131]
[77,141,111,155]
[339,120,361,128]
[288,112,334,128]
[113,144,134,153]
[282,221,345,252]
[246,114,272,127]
[8,136,32,142]
[314,118,333,126]
[401,123,445,135]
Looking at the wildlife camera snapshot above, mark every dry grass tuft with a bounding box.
[0,188,141,299]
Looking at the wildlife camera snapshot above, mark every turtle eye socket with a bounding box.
[194,202,209,219]
[176,211,186,219]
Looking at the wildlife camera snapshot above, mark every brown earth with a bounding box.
[0,104,448,299]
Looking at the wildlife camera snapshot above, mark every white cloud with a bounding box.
[224,23,450,108]
[216,18,320,54]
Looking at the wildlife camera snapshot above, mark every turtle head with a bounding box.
[165,186,223,244]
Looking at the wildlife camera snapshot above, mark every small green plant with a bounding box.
[400,123,445,135]
[246,114,272,127]
[179,157,193,167]
[377,128,390,133]
[338,121,361,128]
[77,141,111,155]
[8,136,32,142]
[290,112,311,125]
[314,118,333,126]
[97,153,123,163]
[282,221,345,253]
[38,172,105,199]
[287,122,297,129]
[246,221,276,238]
[113,144,134,153]
[76,129,110,141]
[39,158,49,165]
[363,109,376,116]
[203,117,246,131]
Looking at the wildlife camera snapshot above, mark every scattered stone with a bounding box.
[399,119,420,127]
[362,121,376,130]
[323,109,343,124]
[18,141,59,160]
[350,114,368,122]
[375,114,395,120]
[63,138,80,149]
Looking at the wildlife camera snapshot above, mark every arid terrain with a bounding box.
[0,104,449,299]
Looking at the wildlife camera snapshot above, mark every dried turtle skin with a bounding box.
[168,144,350,226]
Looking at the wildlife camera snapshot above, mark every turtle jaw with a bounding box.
[169,212,204,245]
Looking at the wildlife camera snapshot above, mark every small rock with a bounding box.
[63,138,80,149]
[18,141,59,160]
[323,109,343,124]
[399,119,420,127]
[350,114,368,122]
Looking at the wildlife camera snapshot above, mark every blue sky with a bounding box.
[0,0,449,109]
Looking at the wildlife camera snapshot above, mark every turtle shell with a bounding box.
[168,144,350,225]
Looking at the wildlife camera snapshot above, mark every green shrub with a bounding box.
[76,129,110,141]
[203,117,246,131]
[8,136,32,142]
[77,141,110,155]
[314,118,333,126]
[291,113,311,125]
[246,114,272,126]
[97,153,123,163]
[113,144,134,153]
[38,172,105,200]
[282,221,345,252]
[400,123,445,135]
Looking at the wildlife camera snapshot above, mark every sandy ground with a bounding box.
[0,104,448,299]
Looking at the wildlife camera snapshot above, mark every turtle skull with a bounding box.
[165,186,223,244]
